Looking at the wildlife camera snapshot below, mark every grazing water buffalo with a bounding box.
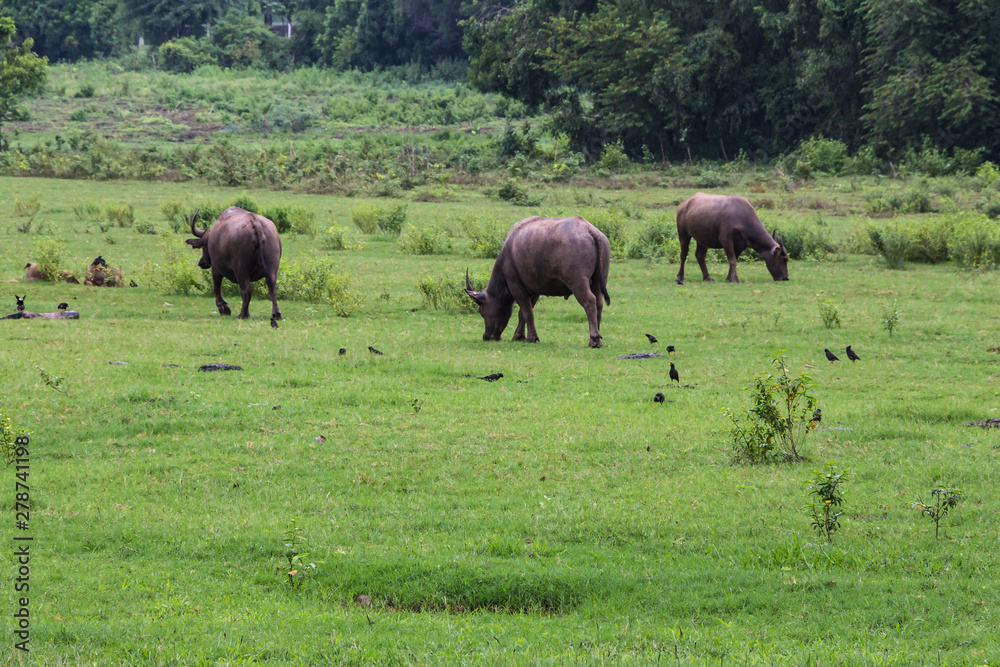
[676,193,788,284]
[186,207,282,320]
[465,216,611,347]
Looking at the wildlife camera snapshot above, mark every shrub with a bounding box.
[598,140,629,175]
[13,195,41,219]
[496,179,541,206]
[949,213,1000,270]
[73,200,103,222]
[779,218,836,260]
[627,217,679,261]
[134,220,159,235]
[161,200,191,233]
[417,269,488,313]
[975,161,1000,190]
[321,226,365,251]
[232,194,260,213]
[905,217,951,263]
[399,224,452,255]
[158,38,215,73]
[278,257,360,316]
[459,213,507,258]
[583,207,633,261]
[797,137,848,176]
[867,221,913,269]
[376,203,407,235]
[806,465,849,543]
[32,239,69,281]
[351,204,380,234]
[866,185,933,215]
[106,203,135,228]
[142,236,210,296]
[816,294,842,329]
[726,352,819,463]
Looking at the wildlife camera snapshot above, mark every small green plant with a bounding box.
[411,397,422,414]
[912,486,962,540]
[806,464,848,543]
[161,200,189,233]
[134,220,159,235]
[14,195,41,219]
[321,225,365,251]
[376,203,407,235]
[816,294,842,329]
[37,366,67,394]
[0,410,31,466]
[73,200,103,222]
[32,238,68,281]
[726,352,819,463]
[399,224,452,255]
[496,179,541,206]
[106,203,135,228]
[280,517,319,590]
[881,300,900,337]
[459,213,507,258]
[417,269,487,313]
[351,203,380,234]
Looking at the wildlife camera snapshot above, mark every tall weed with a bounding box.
[417,269,488,313]
[948,213,1000,270]
[459,213,507,258]
[399,224,452,255]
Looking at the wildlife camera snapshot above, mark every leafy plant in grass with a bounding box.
[496,179,541,206]
[160,200,190,233]
[867,221,912,269]
[399,224,452,255]
[0,410,30,466]
[142,236,210,296]
[134,220,159,235]
[37,365,67,394]
[13,195,41,220]
[584,206,634,261]
[276,257,360,316]
[72,200,103,223]
[726,352,819,463]
[417,269,488,313]
[627,217,679,261]
[32,238,69,281]
[459,213,507,258]
[806,464,848,543]
[912,486,963,540]
[106,203,135,228]
[376,203,407,235]
[881,300,900,336]
[948,213,1000,270]
[351,203,380,234]
[816,293,841,329]
[280,517,320,590]
[321,225,365,251]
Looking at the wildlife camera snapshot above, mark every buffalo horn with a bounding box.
[778,232,785,249]
[465,268,473,291]
[190,208,205,238]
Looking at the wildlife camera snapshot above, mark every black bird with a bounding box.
[91,255,107,267]
[824,349,840,364]
[811,408,822,425]
[368,346,383,355]
[645,333,658,344]
[129,279,138,288]
[666,345,676,355]
[653,392,665,403]
[15,294,25,312]
[57,302,68,311]
[846,345,860,362]
[669,362,680,385]
[270,316,279,329]
[338,348,347,355]
[480,373,503,382]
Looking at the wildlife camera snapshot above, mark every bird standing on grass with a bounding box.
[57,302,68,311]
[15,295,25,312]
[846,345,860,362]
[669,362,680,385]
[368,346,383,355]
[479,373,503,382]
[654,392,665,403]
[339,348,347,356]
[824,349,840,364]
[645,333,658,344]
[811,408,822,425]
[666,345,676,355]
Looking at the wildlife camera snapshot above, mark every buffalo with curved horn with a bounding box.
[676,193,789,284]
[186,207,282,321]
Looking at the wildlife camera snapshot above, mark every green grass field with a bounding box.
[2,173,999,665]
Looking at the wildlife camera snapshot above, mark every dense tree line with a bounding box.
[2,0,999,160]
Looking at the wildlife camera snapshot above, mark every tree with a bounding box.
[0,16,48,151]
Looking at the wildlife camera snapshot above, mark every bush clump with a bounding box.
[32,239,69,282]
[417,269,488,313]
[321,226,365,251]
[948,213,1000,270]
[779,217,837,260]
[459,213,507,258]
[627,217,679,261]
[106,203,135,228]
[399,224,452,255]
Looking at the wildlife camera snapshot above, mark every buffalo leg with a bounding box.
[572,287,603,348]
[512,295,540,342]
[694,244,715,282]
[213,273,232,316]
[237,280,253,319]
[265,272,281,320]
[722,241,741,282]
[676,234,690,284]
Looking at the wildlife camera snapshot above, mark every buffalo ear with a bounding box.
[465,289,487,305]
[186,238,207,249]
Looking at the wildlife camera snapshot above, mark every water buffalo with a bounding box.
[465,216,611,347]
[186,207,282,321]
[676,193,788,284]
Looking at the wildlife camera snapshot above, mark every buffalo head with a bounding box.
[763,231,789,281]
[185,208,212,269]
[465,269,512,341]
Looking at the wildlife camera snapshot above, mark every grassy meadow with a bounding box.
[1,169,999,665]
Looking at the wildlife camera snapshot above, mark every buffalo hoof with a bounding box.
[219,304,232,316]
[703,277,716,282]
[589,336,603,348]
[272,312,283,320]
[676,278,684,285]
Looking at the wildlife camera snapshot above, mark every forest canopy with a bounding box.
[2,0,999,161]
